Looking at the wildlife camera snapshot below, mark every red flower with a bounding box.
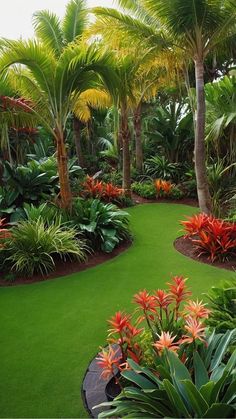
[96,346,122,380]
[133,290,156,313]
[108,311,131,335]
[154,331,179,354]
[168,276,191,305]
[180,317,206,344]
[154,289,171,309]
[184,299,211,319]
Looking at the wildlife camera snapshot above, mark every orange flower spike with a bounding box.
[155,179,162,193]
[184,299,211,319]
[133,290,157,313]
[108,311,131,335]
[96,346,122,380]
[162,181,173,194]
[154,289,171,309]
[154,331,179,354]
[168,276,191,304]
[181,317,206,344]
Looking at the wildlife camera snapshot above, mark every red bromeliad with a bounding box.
[154,179,173,196]
[184,299,211,319]
[96,346,122,380]
[97,275,210,380]
[181,213,236,261]
[180,317,206,344]
[153,331,179,354]
[81,176,124,202]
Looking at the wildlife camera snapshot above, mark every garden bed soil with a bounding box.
[174,236,236,271]
[132,193,198,207]
[0,241,132,287]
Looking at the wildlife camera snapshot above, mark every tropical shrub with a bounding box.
[132,180,183,200]
[181,213,236,262]
[206,279,236,333]
[144,156,179,181]
[96,339,236,418]
[131,182,156,199]
[70,198,131,253]
[5,219,87,276]
[95,276,236,417]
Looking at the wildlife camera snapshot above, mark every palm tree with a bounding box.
[33,0,114,170]
[0,72,37,163]
[94,0,236,214]
[0,39,116,209]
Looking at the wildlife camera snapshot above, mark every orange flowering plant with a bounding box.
[154,179,174,197]
[97,276,212,381]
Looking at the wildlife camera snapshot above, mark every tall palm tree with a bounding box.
[0,39,116,208]
[94,0,236,214]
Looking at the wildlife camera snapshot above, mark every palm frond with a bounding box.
[33,10,63,56]
[62,0,88,44]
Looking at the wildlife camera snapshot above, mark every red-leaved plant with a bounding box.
[181,213,236,262]
[81,176,124,202]
[154,179,174,197]
[96,276,210,382]
[0,219,11,247]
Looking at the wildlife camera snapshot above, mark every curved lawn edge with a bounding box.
[0,240,132,287]
[1,203,233,419]
[174,236,236,272]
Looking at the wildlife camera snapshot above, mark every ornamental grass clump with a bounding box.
[5,218,87,276]
[181,213,236,262]
[95,276,236,418]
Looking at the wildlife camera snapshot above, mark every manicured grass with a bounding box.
[0,203,233,418]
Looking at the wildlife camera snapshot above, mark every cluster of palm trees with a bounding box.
[0,0,236,213]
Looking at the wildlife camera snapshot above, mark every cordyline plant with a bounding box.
[181,213,236,262]
[81,176,124,202]
[95,276,236,418]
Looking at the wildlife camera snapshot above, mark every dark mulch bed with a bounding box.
[0,241,132,287]
[132,193,198,207]
[174,236,236,272]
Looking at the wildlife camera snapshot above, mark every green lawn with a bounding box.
[0,203,233,418]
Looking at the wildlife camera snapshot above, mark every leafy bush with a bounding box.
[97,336,236,418]
[70,198,132,253]
[206,279,236,332]
[181,213,236,262]
[131,182,156,199]
[95,275,236,418]
[144,156,179,181]
[132,180,183,200]
[5,219,87,276]
[23,202,61,225]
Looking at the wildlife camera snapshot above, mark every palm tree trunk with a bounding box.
[134,103,143,172]
[55,126,72,209]
[121,102,131,197]
[194,59,212,214]
[73,116,85,167]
